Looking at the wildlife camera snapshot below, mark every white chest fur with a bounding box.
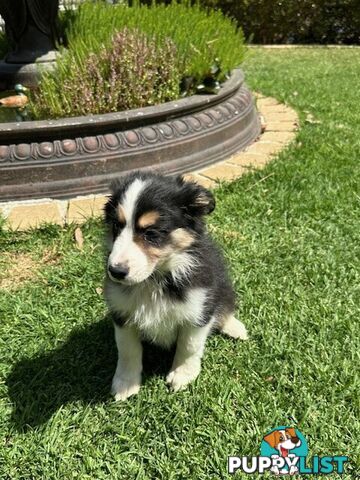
[105,279,207,348]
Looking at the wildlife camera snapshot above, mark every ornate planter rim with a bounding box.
[0,69,245,143]
[0,68,261,201]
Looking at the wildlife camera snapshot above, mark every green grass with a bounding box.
[1,47,359,478]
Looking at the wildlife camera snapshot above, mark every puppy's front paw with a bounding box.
[111,373,141,401]
[166,363,200,392]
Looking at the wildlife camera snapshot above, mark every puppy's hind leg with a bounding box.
[219,314,248,340]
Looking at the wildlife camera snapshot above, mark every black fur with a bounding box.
[148,232,236,327]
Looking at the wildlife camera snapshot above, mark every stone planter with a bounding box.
[0,69,260,201]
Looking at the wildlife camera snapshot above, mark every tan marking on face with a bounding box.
[137,210,160,229]
[135,228,194,267]
[133,235,171,263]
[147,245,170,261]
[131,226,194,268]
[171,228,195,250]
[117,205,126,224]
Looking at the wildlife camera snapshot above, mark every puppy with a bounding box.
[104,171,248,400]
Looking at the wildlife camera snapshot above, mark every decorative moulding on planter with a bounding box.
[0,69,260,201]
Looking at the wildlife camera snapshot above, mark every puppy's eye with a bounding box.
[143,229,160,244]
[279,436,284,441]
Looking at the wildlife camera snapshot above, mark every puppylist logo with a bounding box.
[228,426,349,476]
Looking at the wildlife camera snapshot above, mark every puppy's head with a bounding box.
[104,172,215,284]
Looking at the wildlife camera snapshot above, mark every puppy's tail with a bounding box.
[219,314,248,340]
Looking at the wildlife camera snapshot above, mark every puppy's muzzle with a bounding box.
[108,263,129,281]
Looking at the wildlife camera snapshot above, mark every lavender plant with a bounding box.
[32,28,179,118]
[31,1,246,119]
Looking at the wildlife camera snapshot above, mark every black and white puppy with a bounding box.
[104,171,248,401]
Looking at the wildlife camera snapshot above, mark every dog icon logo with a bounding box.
[260,426,308,476]
[228,426,348,476]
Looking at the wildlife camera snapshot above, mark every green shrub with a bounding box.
[197,0,360,44]
[66,0,245,80]
[32,28,179,118]
[31,0,246,119]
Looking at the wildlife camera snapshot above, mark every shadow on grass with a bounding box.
[7,317,174,431]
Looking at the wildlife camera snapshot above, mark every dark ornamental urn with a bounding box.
[0,0,59,88]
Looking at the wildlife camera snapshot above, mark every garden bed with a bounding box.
[0,69,260,201]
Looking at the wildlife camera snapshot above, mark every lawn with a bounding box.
[0,47,359,479]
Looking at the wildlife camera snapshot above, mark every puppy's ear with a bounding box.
[176,176,215,217]
[109,176,127,194]
[104,176,133,220]
[263,431,278,449]
[104,178,124,221]
[104,194,115,223]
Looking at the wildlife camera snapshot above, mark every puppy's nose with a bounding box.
[108,264,129,280]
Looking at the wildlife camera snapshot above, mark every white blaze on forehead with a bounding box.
[121,178,148,225]
[108,178,152,282]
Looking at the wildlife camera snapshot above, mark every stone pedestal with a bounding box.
[0,51,58,89]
